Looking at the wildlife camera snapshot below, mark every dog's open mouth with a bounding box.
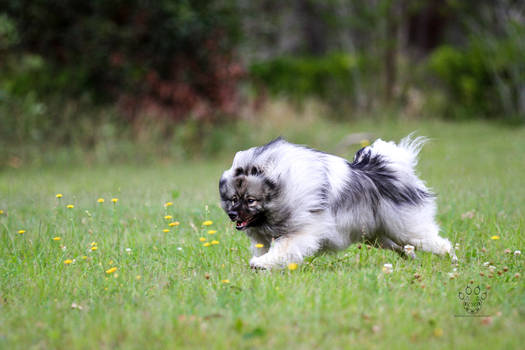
[235,218,252,230]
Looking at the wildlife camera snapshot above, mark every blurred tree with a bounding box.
[1,0,522,123]
[296,0,328,56]
[428,0,525,122]
[1,0,243,120]
[406,0,450,56]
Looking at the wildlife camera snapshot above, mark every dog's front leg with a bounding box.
[246,231,271,257]
[249,231,321,270]
[249,237,270,257]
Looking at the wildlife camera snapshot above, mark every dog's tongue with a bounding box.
[236,221,248,229]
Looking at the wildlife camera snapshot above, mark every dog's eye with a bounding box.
[247,198,256,205]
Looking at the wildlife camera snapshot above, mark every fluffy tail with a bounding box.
[369,133,428,170]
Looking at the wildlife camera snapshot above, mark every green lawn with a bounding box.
[1,119,524,349]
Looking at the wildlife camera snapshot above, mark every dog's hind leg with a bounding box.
[405,231,457,263]
[385,204,457,263]
[368,236,417,259]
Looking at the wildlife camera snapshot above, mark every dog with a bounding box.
[219,135,457,269]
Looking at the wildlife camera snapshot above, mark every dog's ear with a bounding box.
[234,175,247,191]
[249,166,261,176]
[219,176,229,200]
[262,176,280,201]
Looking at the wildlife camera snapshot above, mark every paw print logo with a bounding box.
[458,285,487,314]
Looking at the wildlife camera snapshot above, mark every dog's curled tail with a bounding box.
[370,133,428,170]
[398,133,429,167]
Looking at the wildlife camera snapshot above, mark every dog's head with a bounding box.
[219,164,279,230]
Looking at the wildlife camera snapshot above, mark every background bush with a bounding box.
[1,0,243,119]
[0,0,524,168]
[250,53,379,111]
[428,21,525,123]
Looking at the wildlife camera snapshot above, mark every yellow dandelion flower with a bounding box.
[66,204,74,209]
[288,263,298,271]
[90,241,97,246]
[491,235,500,240]
[97,198,104,203]
[81,256,88,260]
[164,202,173,207]
[91,246,98,251]
[52,236,61,241]
[202,220,213,226]
[163,229,170,233]
[433,328,444,337]
[203,242,211,247]
[199,237,207,242]
[18,229,26,234]
[111,198,118,203]
[211,240,219,245]
[360,139,371,147]
[105,267,117,274]
[255,243,264,248]
[56,193,63,198]
[64,259,73,265]
[136,275,141,280]
[221,279,230,284]
[169,222,179,227]
[164,215,173,220]
[0,209,4,215]
[207,230,217,234]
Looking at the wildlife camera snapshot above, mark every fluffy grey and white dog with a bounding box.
[219,135,457,269]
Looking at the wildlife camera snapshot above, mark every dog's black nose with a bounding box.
[228,212,238,221]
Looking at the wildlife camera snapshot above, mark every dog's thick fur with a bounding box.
[219,135,456,269]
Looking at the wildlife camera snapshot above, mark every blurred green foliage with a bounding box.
[0,13,18,49]
[428,21,525,123]
[250,53,378,109]
[0,0,524,169]
[1,0,242,114]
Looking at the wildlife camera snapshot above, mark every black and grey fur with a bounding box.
[219,136,456,269]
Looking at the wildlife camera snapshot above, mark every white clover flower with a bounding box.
[483,262,490,267]
[125,248,132,253]
[514,250,521,256]
[403,244,415,254]
[382,263,393,274]
[488,265,496,272]
[177,247,183,251]
[71,302,83,310]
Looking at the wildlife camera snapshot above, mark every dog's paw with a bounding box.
[249,257,272,271]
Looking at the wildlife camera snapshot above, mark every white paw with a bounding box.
[249,256,273,270]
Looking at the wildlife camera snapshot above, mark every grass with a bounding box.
[0,117,524,349]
